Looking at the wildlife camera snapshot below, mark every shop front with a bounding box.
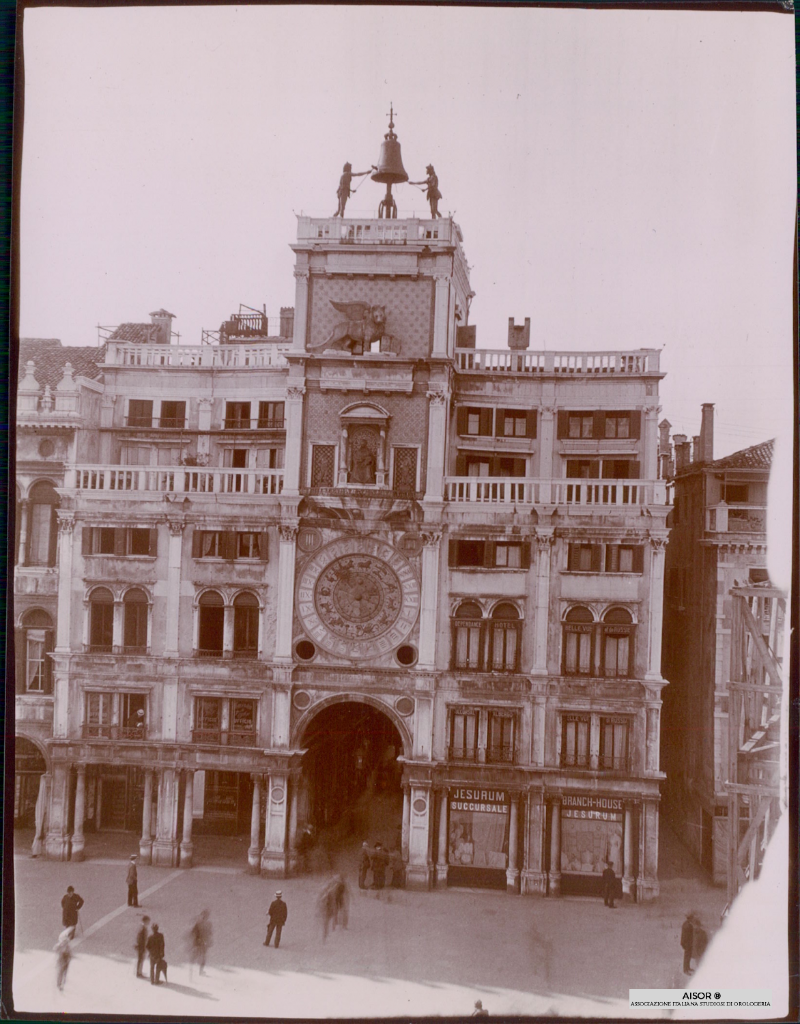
[549,793,637,898]
[446,786,509,890]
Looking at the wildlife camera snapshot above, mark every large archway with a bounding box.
[15,736,47,829]
[297,699,405,871]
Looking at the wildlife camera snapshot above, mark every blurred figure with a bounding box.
[189,909,212,977]
[680,912,695,974]
[146,923,167,985]
[371,843,389,891]
[332,874,349,929]
[358,842,372,890]
[134,914,150,978]
[389,848,405,889]
[296,825,315,874]
[472,998,489,1016]
[60,885,84,931]
[54,926,74,991]
[318,880,337,941]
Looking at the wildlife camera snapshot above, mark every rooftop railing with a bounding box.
[455,348,660,375]
[105,342,290,369]
[444,476,666,506]
[296,215,462,249]
[706,503,767,534]
[67,465,283,496]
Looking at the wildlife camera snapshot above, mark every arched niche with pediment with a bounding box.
[337,402,392,487]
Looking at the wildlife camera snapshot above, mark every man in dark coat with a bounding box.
[691,915,708,968]
[602,861,617,908]
[61,886,84,929]
[126,855,139,907]
[371,843,389,890]
[264,891,288,948]
[134,915,150,978]
[680,913,695,974]
[358,842,372,890]
[145,922,166,984]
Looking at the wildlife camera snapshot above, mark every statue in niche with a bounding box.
[349,434,377,485]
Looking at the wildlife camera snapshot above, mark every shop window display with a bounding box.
[448,789,509,870]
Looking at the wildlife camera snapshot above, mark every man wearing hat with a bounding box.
[126,854,140,907]
[680,912,695,974]
[264,890,288,948]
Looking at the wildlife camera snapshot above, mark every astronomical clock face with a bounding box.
[296,537,421,660]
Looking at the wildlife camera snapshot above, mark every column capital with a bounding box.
[18,497,30,510]
[167,519,186,537]
[279,523,298,543]
[422,528,443,546]
[647,533,668,550]
[426,389,448,407]
[293,269,310,281]
[286,386,306,401]
[56,514,76,535]
[534,531,555,551]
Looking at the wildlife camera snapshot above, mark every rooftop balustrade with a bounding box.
[455,348,661,375]
[296,214,463,250]
[104,341,290,369]
[444,476,666,507]
[66,465,283,497]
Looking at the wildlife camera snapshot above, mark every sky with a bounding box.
[18,5,796,460]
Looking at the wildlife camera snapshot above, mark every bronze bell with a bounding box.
[371,136,408,184]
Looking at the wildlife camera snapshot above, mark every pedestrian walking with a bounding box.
[602,861,617,908]
[691,914,708,969]
[358,842,372,890]
[371,842,389,890]
[318,881,337,941]
[296,825,314,874]
[189,910,212,977]
[61,886,84,930]
[126,855,140,907]
[472,999,489,1016]
[389,848,405,889]
[680,912,695,974]
[264,890,288,948]
[54,927,74,992]
[332,874,349,928]
[146,922,167,985]
[134,915,151,978]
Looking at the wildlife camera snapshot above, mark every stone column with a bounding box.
[532,698,546,766]
[406,784,433,889]
[287,775,299,873]
[538,404,555,485]
[376,428,386,486]
[291,269,309,353]
[643,407,659,481]
[275,525,297,660]
[71,765,86,862]
[401,785,410,862]
[17,499,29,565]
[180,771,194,868]
[638,799,660,900]
[646,536,667,679]
[431,274,450,356]
[222,603,234,659]
[338,428,348,486]
[417,530,442,669]
[112,599,124,655]
[45,763,72,860]
[55,516,75,653]
[435,788,449,888]
[139,769,154,863]
[261,773,289,876]
[423,390,448,502]
[622,803,634,897]
[646,707,660,772]
[532,533,554,674]
[164,521,183,658]
[521,790,547,894]
[282,386,306,495]
[506,795,520,893]
[152,769,180,867]
[248,775,262,874]
[548,798,561,896]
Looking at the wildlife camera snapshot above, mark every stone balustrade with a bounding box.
[444,476,666,506]
[105,342,290,369]
[454,348,660,375]
[66,465,284,496]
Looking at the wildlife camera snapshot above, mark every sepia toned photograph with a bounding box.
[8,3,795,1020]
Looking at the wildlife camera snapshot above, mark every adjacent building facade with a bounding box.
[660,408,782,885]
[16,208,670,898]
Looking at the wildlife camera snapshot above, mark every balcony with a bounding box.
[82,724,147,741]
[191,729,257,747]
[444,476,666,507]
[297,215,462,250]
[105,341,289,369]
[455,348,660,375]
[706,503,767,534]
[67,465,283,497]
[124,416,187,429]
[561,754,632,774]
[223,417,285,430]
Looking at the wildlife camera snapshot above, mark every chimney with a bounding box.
[55,362,79,414]
[658,419,672,456]
[149,309,176,346]
[507,317,531,350]
[673,434,689,471]
[700,403,714,463]
[280,307,295,339]
[692,436,701,463]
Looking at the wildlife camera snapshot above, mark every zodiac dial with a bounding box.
[296,538,420,660]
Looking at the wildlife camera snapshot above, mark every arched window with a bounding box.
[452,601,484,671]
[197,591,224,657]
[233,592,259,657]
[88,588,114,652]
[123,589,149,652]
[27,481,59,567]
[489,602,520,672]
[563,606,594,676]
[601,608,634,678]
[18,609,53,693]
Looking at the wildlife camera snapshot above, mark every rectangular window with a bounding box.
[602,459,640,480]
[723,483,749,504]
[451,539,485,567]
[603,628,632,677]
[310,444,336,487]
[128,400,153,428]
[238,532,261,558]
[29,504,53,565]
[568,414,594,439]
[504,411,527,437]
[487,713,514,763]
[229,699,257,745]
[605,545,643,573]
[605,414,630,439]
[257,401,285,429]
[495,543,522,568]
[120,693,147,740]
[567,544,594,572]
[449,710,479,761]
[159,401,186,429]
[490,621,519,671]
[194,697,222,743]
[393,447,418,492]
[467,411,480,434]
[566,459,600,480]
[123,601,148,650]
[26,630,49,692]
[562,715,590,768]
[599,717,629,771]
[225,401,251,429]
[454,620,483,671]
[85,692,113,737]
[128,528,151,556]
[466,456,491,477]
[458,407,493,436]
[564,626,593,675]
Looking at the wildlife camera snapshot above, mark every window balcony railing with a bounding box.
[191,729,257,747]
[561,754,592,770]
[232,649,258,659]
[227,730,258,747]
[486,743,514,765]
[561,754,632,773]
[82,724,147,741]
[192,728,221,744]
[123,416,187,429]
[67,465,283,496]
[194,648,224,659]
[121,644,148,656]
[444,476,665,507]
[86,643,113,654]
[448,745,479,762]
[224,417,285,430]
[455,348,660,375]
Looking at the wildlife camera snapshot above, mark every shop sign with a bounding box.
[562,794,623,822]
[449,788,508,814]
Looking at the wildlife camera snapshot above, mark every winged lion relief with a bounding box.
[309,300,401,356]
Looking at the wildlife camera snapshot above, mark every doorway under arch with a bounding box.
[297,699,406,869]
